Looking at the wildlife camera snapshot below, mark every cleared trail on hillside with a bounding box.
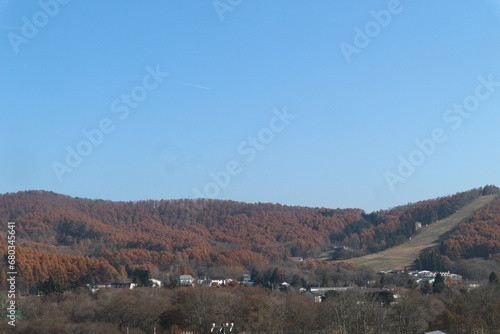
[344,194,499,271]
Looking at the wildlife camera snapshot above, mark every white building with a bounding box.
[178,275,195,285]
[150,278,162,288]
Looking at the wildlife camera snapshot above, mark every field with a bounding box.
[339,194,499,271]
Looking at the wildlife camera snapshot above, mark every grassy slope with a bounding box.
[343,194,499,271]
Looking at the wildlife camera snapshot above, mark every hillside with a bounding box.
[1,187,499,289]
[346,194,500,271]
[0,191,361,286]
[441,196,500,260]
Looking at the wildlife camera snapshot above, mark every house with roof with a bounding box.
[302,290,323,303]
[207,276,233,286]
[178,275,195,286]
[239,274,254,286]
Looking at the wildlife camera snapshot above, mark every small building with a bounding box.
[86,283,136,294]
[150,278,162,288]
[178,275,195,285]
[302,290,323,303]
[195,277,206,285]
[278,282,291,291]
[416,278,435,285]
[241,274,251,282]
[207,277,233,286]
[416,271,434,278]
[239,275,254,286]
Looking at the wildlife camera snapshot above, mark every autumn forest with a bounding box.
[1,186,500,333]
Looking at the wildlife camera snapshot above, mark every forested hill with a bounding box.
[0,191,361,285]
[327,185,500,257]
[347,194,500,271]
[441,194,500,260]
[0,186,498,287]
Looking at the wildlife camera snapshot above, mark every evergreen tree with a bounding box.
[321,274,329,287]
[432,273,446,294]
[270,267,279,285]
[250,268,260,284]
[421,280,432,295]
[132,268,152,287]
[166,275,178,289]
[489,271,499,285]
[291,274,302,288]
[37,276,65,295]
[125,264,133,278]
[407,278,419,290]
[379,274,386,287]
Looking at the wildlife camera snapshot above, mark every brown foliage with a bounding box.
[441,198,500,259]
[0,191,360,286]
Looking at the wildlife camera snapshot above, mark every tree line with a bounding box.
[1,187,499,294]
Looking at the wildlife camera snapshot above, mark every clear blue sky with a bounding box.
[1,0,500,212]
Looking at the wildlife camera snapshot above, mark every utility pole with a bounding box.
[211,322,234,333]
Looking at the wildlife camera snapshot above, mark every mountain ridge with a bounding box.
[346,194,500,271]
[1,185,499,288]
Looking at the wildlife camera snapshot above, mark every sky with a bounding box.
[1,0,500,212]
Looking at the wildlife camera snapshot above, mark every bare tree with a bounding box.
[284,293,318,333]
[390,290,443,334]
[179,287,240,333]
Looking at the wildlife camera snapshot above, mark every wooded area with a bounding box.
[1,187,499,291]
